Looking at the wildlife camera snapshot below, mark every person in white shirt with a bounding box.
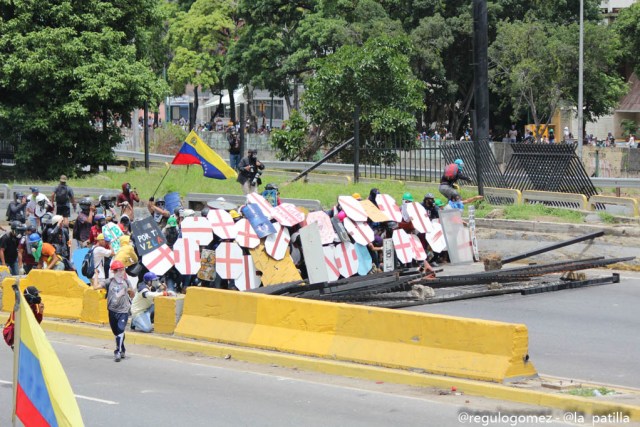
[130,272,176,332]
[92,233,114,287]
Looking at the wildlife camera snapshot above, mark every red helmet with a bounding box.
[110,260,125,271]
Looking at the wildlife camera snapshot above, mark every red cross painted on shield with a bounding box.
[174,238,201,275]
[325,254,340,277]
[410,203,429,233]
[393,231,413,264]
[267,224,290,259]
[209,209,234,239]
[376,195,402,222]
[145,244,175,271]
[247,193,274,217]
[337,243,356,277]
[236,219,259,248]
[216,243,243,278]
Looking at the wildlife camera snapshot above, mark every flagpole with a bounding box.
[152,162,172,199]
[12,281,21,426]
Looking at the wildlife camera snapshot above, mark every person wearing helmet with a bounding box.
[4,286,44,348]
[29,233,64,271]
[147,196,170,228]
[18,224,38,274]
[74,198,95,247]
[89,213,106,245]
[92,259,135,362]
[45,214,70,259]
[237,148,265,194]
[439,158,472,201]
[261,183,281,207]
[7,191,27,223]
[399,193,415,231]
[25,187,52,229]
[0,221,25,275]
[130,272,176,333]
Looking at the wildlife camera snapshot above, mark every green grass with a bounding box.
[565,387,616,397]
[5,164,588,224]
[598,212,617,224]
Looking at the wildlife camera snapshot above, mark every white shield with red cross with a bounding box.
[207,209,237,240]
[272,203,305,227]
[410,234,427,261]
[334,241,358,278]
[392,229,415,264]
[264,222,291,261]
[247,192,274,219]
[425,221,447,253]
[322,245,340,282]
[173,237,202,275]
[234,218,260,249]
[236,254,261,291]
[375,194,403,223]
[215,241,244,279]
[141,244,175,276]
[337,196,368,222]
[406,202,434,234]
[179,217,213,246]
[305,211,336,245]
[343,217,374,246]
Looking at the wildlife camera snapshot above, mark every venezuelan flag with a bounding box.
[172,130,238,179]
[13,290,84,426]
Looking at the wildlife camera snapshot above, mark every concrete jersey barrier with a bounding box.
[174,287,537,383]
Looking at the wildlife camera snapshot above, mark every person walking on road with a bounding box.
[92,260,135,362]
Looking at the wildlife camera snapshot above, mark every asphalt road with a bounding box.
[0,334,573,427]
[410,270,640,389]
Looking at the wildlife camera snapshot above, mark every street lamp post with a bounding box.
[577,0,584,159]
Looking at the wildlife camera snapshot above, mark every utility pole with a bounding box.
[472,0,488,196]
[577,0,584,160]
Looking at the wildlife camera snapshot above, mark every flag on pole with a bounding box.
[172,130,238,179]
[12,285,84,426]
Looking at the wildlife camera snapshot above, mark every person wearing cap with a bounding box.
[4,286,44,348]
[130,272,176,333]
[237,148,265,194]
[92,260,135,362]
[18,224,38,274]
[92,233,115,287]
[8,191,27,223]
[26,187,52,229]
[51,174,76,223]
[352,193,362,201]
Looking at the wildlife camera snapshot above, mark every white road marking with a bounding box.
[0,380,118,405]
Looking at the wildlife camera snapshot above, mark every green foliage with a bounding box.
[566,387,615,397]
[303,35,425,150]
[598,212,617,224]
[0,0,167,179]
[268,111,309,160]
[620,119,638,138]
[151,124,189,155]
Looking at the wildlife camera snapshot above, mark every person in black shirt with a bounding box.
[0,221,25,275]
[422,193,439,220]
[7,192,27,223]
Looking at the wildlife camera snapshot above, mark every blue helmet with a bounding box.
[29,233,41,244]
[454,159,464,170]
[143,272,158,283]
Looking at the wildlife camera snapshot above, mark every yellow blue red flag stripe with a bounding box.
[13,291,84,426]
[172,130,238,179]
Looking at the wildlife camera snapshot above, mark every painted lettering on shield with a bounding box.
[131,216,167,256]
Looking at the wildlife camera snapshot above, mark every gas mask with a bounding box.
[113,269,126,281]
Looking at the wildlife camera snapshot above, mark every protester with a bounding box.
[74,198,95,248]
[148,196,170,228]
[3,286,44,349]
[92,234,115,287]
[26,187,52,228]
[92,260,136,362]
[227,126,241,170]
[237,149,265,194]
[0,221,25,275]
[130,272,176,333]
[29,233,64,270]
[116,182,139,219]
[51,175,76,223]
[7,192,27,223]
[45,214,70,260]
[18,225,38,274]
[439,159,472,201]
[113,235,138,269]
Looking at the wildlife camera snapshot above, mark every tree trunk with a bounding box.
[229,88,236,124]
[190,86,199,131]
[102,106,109,172]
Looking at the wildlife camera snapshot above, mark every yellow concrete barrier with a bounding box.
[175,288,537,383]
[154,295,185,334]
[484,187,522,205]
[589,195,639,217]
[522,190,588,210]
[80,288,109,325]
[2,270,89,320]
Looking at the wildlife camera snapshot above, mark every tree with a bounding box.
[0,0,167,178]
[303,35,425,160]
[268,111,310,160]
[167,0,236,129]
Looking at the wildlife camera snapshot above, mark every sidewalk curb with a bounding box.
[39,318,640,420]
[476,218,640,237]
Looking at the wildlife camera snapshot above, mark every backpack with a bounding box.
[443,163,459,180]
[55,185,70,205]
[81,247,96,278]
